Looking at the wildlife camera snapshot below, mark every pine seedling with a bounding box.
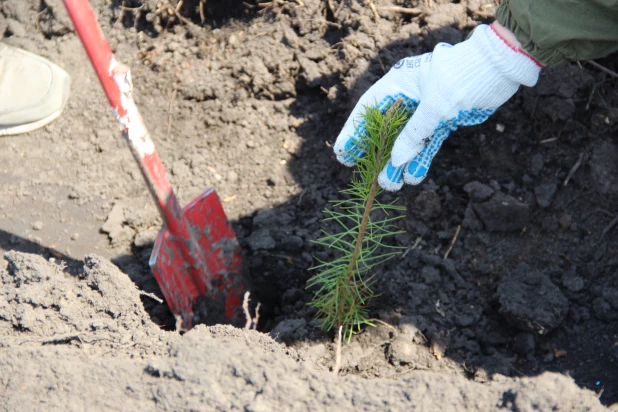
[308,98,413,345]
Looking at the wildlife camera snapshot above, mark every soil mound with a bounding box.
[0,252,606,410]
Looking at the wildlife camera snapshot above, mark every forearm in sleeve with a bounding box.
[496,0,618,66]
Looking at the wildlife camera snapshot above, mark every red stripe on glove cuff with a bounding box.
[489,23,544,68]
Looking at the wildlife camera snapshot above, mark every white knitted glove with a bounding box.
[334,24,542,191]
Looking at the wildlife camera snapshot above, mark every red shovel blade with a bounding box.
[150,189,247,330]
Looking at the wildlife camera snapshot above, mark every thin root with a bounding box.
[152,0,198,28]
[243,291,261,330]
[253,302,261,330]
[242,291,252,329]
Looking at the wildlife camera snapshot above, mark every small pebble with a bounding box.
[32,221,43,231]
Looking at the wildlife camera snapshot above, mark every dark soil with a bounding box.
[1,0,617,409]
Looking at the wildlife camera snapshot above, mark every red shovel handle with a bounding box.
[63,0,124,117]
[63,0,212,294]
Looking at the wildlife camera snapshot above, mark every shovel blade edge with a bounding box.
[150,189,247,329]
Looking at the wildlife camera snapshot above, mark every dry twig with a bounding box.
[599,214,618,242]
[115,1,145,31]
[140,291,164,304]
[585,83,597,111]
[259,0,304,7]
[19,333,92,346]
[199,0,206,23]
[563,152,584,187]
[586,60,618,79]
[368,318,396,330]
[258,0,288,8]
[335,0,345,15]
[167,1,192,26]
[175,314,183,332]
[175,0,184,14]
[297,188,306,206]
[315,17,343,28]
[384,6,423,15]
[582,207,613,222]
[400,236,422,259]
[326,0,335,14]
[443,225,461,260]
[166,86,177,140]
[366,0,380,20]
[149,0,199,28]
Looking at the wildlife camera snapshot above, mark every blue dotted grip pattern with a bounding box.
[401,107,496,183]
[342,94,497,185]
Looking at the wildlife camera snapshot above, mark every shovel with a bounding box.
[63,0,248,329]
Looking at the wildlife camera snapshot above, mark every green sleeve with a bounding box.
[496,0,618,66]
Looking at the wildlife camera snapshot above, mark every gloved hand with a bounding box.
[334,24,542,191]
